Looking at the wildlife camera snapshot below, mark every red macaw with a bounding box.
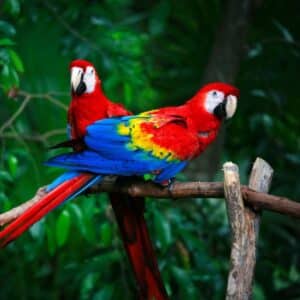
[46,82,239,180]
[0,60,169,300]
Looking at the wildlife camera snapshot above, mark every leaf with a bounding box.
[5,0,21,15]
[251,89,267,98]
[171,266,199,299]
[80,273,99,299]
[253,284,266,300]
[285,153,300,165]
[0,192,9,203]
[69,202,84,221]
[8,49,24,72]
[154,210,172,251]
[273,20,294,42]
[93,285,114,300]
[1,64,10,77]
[56,209,71,247]
[149,0,171,36]
[100,222,113,247]
[46,224,57,255]
[0,20,16,36]
[0,38,15,46]
[248,43,263,58]
[0,170,13,182]
[29,219,45,239]
[7,154,18,177]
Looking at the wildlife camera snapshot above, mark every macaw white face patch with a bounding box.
[204,90,225,113]
[83,66,97,93]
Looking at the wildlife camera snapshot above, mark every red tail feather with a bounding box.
[0,174,93,247]
[110,194,169,300]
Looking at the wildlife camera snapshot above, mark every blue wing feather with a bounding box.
[47,115,188,183]
[46,150,168,176]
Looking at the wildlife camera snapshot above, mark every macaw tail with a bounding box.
[0,172,101,248]
[110,194,169,300]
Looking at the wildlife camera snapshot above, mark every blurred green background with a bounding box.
[0,0,299,299]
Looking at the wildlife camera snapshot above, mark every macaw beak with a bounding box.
[225,95,237,119]
[213,94,238,120]
[71,67,86,96]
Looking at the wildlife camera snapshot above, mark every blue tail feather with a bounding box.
[62,174,102,205]
[46,171,103,210]
[46,171,82,192]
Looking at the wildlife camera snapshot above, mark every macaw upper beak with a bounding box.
[225,95,237,119]
[213,94,238,120]
[71,67,86,96]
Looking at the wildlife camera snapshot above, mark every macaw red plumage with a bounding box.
[0,60,169,300]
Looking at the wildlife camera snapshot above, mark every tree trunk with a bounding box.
[185,0,259,180]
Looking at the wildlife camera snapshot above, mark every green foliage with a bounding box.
[0,1,300,299]
[0,26,24,90]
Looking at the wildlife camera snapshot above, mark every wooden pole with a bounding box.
[223,159,273,300]
[223,162,246,300]
[242,158,273,298]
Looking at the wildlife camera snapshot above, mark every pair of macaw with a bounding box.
[0,59,239,300]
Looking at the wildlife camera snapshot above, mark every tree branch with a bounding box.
[1,174,300,227]
[0,89,68,145]
[0,129,66,146]
[0,96,31,134]
[0,187,47,226]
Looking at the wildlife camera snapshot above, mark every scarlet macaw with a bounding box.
[1,60,169,300]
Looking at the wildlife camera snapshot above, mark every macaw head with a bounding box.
[69,59,100,96]
[191,82,239,122]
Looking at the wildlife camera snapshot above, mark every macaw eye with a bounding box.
[85,66,94,76]
[83,66,97,93]
[212,91,218,97]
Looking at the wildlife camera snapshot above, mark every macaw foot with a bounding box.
[160,178,176,197]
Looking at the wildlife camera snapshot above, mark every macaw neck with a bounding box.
[69,86,111,139]
[183,98,222,153]
[185,96,222,133]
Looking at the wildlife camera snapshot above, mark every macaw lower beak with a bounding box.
[213,94,238,120]
[71,67,86,96]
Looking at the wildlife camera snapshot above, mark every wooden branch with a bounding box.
[1,174,300,227]
[242,158,273,299]
[91,179,300,218]
[223,162,246,300]
[0,187,47,226]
